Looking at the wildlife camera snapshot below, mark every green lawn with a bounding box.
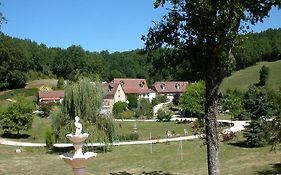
[0,116,50,143]
[0,117,193,143]
[0,137,280,175]
[220,60,281,93]
[115,121,193,140]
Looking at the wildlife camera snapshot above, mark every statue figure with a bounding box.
[75,116,82,135]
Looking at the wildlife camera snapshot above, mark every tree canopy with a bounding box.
[51,78,115,144]
[143,1,281,174]
[0,95,35,134]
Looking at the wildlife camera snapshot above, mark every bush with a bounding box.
[57,77,65,90]
[152,94,168,106]
[119,110,134,119]
[156,109,171,122]
[115,133,139,141]
[45,127,54,149]
[113,102,127,117]
[39,103,56,118]
[139,98,153,119]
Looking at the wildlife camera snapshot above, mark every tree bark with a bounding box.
[205,66,220,175]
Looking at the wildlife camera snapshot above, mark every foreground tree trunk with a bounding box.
[205,59,221,175]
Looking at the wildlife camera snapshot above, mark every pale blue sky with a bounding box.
[1,1,281,53]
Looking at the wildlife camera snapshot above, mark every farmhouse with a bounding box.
[152,81,189,95]
[38,90,64,104]
[101,82,126,114]
[111,78,156,101]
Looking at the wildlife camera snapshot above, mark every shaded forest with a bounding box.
[1,28,281,90]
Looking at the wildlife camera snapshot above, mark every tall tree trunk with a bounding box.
[205,66,220,175]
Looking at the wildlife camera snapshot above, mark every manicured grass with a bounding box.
[0,137,280,175]
[115,121,193,140]
[0,88,38,101]
[220,60,281,93]
[0,117,193,143]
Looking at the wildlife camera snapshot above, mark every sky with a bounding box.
[1,1,281,53]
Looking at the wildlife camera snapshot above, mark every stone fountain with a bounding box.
[60,116,97,175]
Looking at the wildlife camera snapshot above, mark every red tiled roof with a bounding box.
[102,83,121,99]
[111,78,150,94]
[152,81,189,94]
[38,90,64,99]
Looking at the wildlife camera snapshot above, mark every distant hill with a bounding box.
[220,60,281,93]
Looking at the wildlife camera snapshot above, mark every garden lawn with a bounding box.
[0,116,50,143]
[115,121,193,140]
[0,137,280,175]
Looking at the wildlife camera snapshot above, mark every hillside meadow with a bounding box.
[220,60,281,93]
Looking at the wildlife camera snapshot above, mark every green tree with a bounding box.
[56,77,65,90]
[139,98,153,119]
[221,89,246,120]
[127,94,138,109]
[243,85,275,147]
[180,81,205,118]
[257,65,270,87]
[7,70,27,89]
[51,77,115,144]
[143,1,281,174]
[113,101,127,118]
[0,96,35,134]
[156,109,171,122]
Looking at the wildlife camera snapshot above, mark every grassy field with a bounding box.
[25,79,58,88]
[220,60,281,93]
[0,137,280,175]
[0,88,38,101]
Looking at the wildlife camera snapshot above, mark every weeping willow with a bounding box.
[51,77,115,145]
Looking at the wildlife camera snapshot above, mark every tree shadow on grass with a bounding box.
[257,163,281,175]
[1,132,30,139]
[227,141,250,148]
[110,171,175,175]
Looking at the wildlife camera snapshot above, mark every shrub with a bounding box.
[156,109,171,122]
[113,102,127,117]
[139,98,153,119]
[39,102,56,118]
[57,77,65,90]
[119,110,134,119]
[45,127,54,149]
[152,94,168,106]
[115,133,139,141]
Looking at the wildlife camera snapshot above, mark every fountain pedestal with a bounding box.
[60,116,97,175]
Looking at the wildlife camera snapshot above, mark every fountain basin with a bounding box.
[60,152,97,169]
[66,133,89,143]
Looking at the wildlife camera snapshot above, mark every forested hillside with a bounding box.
[1,28,281,90]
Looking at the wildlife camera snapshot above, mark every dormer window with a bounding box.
[175,83,180,90]
[139,81,145,88]
[160,84,166,90]
[108,85,113,92]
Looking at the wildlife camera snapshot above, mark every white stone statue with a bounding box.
[75,116,82,135]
